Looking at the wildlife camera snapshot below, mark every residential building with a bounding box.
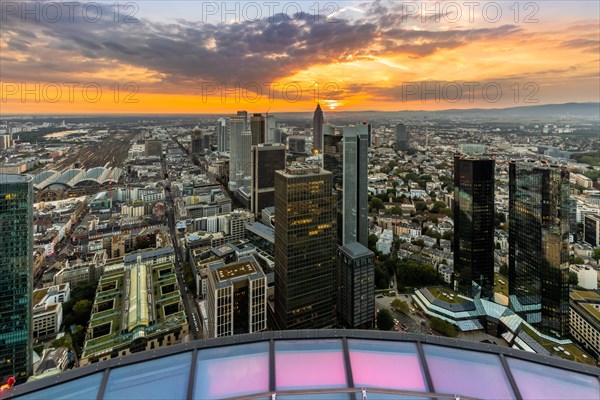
[584,214,600,246]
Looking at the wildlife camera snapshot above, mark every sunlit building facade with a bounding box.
[273,165,336,330]
[323,124,369,247]
[509,161,570,338]
[453,155,495,299]
[0,174,33,384]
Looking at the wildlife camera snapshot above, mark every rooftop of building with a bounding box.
[339,241,373,258]
[4,330,599,400]
[215,261,257,282]
[81,261,186,360]
[571,290,600,302]
[0,173,32,184]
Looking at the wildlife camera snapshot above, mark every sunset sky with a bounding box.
[1,0,599,114]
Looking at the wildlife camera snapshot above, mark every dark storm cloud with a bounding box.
[0,2,523,87]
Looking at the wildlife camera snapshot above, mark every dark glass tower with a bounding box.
[312,104,324,152]
[323,124,369,247]
[250,113,265,146]
[453,155,495,299]
[251,144,286,216]
[337,242,375,329]
[509,161,570,338]
[0,174,33,384]
[273,165,336,330]
[395,123,409,151]
[190,130,204,155]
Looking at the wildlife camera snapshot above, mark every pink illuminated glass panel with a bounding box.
[275,340,347,390]
[424,344,515,400]
[508,357,600,400]
[194,342,269,400]
[348,340,426,392]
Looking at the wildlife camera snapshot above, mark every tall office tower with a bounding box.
[251,144,286,216]
[337,242,375,329]
[265,115,279,144]
[323,124,369,247]
[0,174,33,384]
[206,255,267,337]
[250,114,266,146]
[584,214,600,246]
[228,114,252,189]
[362,121,372,148]
[395,123,410,151]
[190,130,204,155]
[273,165,336,330]
[509,161,570,338]
[312,103,324,152]
[452,155,495,299]
[216,118,229,153]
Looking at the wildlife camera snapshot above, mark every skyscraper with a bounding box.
[273,165,336,330]
[0,174,33,384]
[264,114,279,144]
[395,123,410,151]
[250,113,265,146]
[251,144,286,216]
[190,130,204,155]
[216,118,229,153]
[337,242,375,329]
[312,103,324,152]
[228,113,252,189]
[453,154,495,299]
[323,124,369,247]
[509,161,570,338]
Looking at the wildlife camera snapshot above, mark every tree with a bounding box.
[442,231,454,241]
[51,336,72,349]
[377,309,395,331]
[430,317,458,337]
[391,299,409,314]
[593,248,600,262]
[72,300,92,325]
[569,256,585,265]
[430,201,447,214]
[415,201,427,212]
[368,234,379,252]
[569,271,579,287]
[499,263,508,276]
[370,197,384,212]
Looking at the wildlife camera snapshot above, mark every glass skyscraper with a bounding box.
[508,161,570,338]
[0,174,33,384]
[273,165,336,330]
[323,124,369,247]
[453,155,495,299]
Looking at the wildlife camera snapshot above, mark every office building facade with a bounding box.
[190,130,204,155]
[395,123,410,151]
[0,174,33,384]
[250,113,266,146]
[216,118,229,153]
[312,104,324,152]
[337,242,375,329]
[251,144,286,216]
[228,113,252,189]
[453,155,495,299]
[508,161,570,338]
[323,124,369,247]
[273,165,336,330]
[206,255,267,337]
[583,214,600,246]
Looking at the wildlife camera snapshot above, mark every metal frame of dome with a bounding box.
[3,330,599,400]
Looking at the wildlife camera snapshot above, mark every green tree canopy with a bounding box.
[377,309,395,331]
